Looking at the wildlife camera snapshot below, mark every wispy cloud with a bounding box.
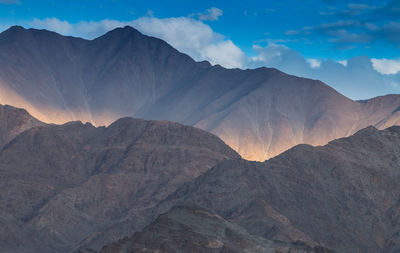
[338,60,348,66]
[30,18,73,35]
[348,3,376,11]
[196,7,223,21]
[286,1,400,48]
[307,59,321,68]
[287,18,400,47]
[371,58,400,74]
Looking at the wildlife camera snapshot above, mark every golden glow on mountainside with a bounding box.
[2,82,400,162]
[0,84,119,126]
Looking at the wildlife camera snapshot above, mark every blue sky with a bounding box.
[1,0,400,99]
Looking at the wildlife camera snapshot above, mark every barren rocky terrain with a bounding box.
[0,104,44,147]
[0,106,239,252]
[93,205,333,253]
[1,26,400,160]
[152,126,400,252]
[1,104,400,252]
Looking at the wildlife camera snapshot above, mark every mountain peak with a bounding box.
[97,25,143,40]
[122,25,140,32]
[0,25,73,42]
[0,25,27,37]
[6,25,25,32]
[0,104,45,148]
[113,25,141,34]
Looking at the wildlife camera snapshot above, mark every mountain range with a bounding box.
[0,105,238,252]
[1,23,400,253]
[152,125,400,253]
[1,104,400,252]
[1,26,400,160]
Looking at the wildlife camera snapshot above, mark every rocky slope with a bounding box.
[91,205,332,253]
[153,126,400,253]
[0,109,239,252]
[0,26,400,160]
[1,104,400,252]
[0,104,44,147]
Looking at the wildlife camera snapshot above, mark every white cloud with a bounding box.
[371,58,400,74]
[30,18,74,35]
[307,59,321,68]
[250,43,297,65]
[338,60,348,66]
[249,43,311,75]
[132,17,216,57]
[132,17,244,68]
[197,7,223,21]
[201,40,245,68]
[29,18,126,39]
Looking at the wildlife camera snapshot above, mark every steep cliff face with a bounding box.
[0,26,400,161]
[154,126,400,253]
[0,109,239,252]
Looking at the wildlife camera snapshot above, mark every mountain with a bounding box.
[0,104,44,147]
[88,205,332,253]
[0,105,46,252]
[153,126,400,253]
[0,25,400,161]
[0,108,239,253]
[2,105,400,252]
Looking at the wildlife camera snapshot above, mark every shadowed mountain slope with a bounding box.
[0,108,239,253]
[152,126,400,253]
[1,105,400,252]
[91,205,332,253]
[0,26,400,160]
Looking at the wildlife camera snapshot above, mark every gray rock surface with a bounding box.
[154,126,400,253]
[0,109,239,252]
[1,104,400,252]
[93,205,333,253]
[0,104,44,147]
[0,26,400,160]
